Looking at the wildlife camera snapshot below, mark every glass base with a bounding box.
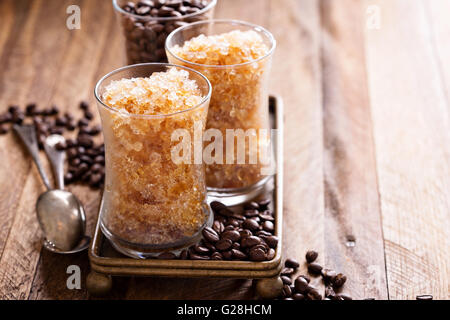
[100,203,213,259]
[207,176,273,206]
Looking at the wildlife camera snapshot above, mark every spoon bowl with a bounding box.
[36,189,86,252]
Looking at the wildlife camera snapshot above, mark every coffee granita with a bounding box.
[169,29,273,189]
[99,67,210,246]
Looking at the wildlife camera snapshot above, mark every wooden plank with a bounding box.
[27,0,119,299]
[365,0,450,299]
[319,0,388,299]
[267,0,325,291]
[0,0,78,299]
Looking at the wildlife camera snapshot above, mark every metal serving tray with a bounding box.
[87,95,284,296]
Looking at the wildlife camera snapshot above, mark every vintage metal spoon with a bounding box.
[13,125,89,253]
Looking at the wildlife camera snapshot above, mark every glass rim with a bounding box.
[112,0,217,22]
[165,19,277,69]
[94,63,212,119]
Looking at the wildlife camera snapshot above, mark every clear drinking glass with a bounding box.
[166,20,276,205]
[94,63,212,258]
[113,0,216,64]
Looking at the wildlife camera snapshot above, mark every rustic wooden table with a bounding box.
[0,0,449,300]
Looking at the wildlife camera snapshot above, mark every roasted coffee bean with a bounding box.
[239,229,252,238]
[84,111,94,120]
[0,124,9,134]
[306,250,318,263]
[258,198,270,208]
[281,276,292,285]
[280,267,294,277]
[190,253,210,260]
[332,273,347,288]
[212,220,224,234]
[64,172,73,184]
[157,252,176,259]
[226,218,240,227]
[55,142,67,150]
[231,242,240,250]
[8,105,19,114]
[210,201,232,215]
[416,295,433,300]
[261,235,278,248]
[308,263,323,275]
[221,230,240,242]
[307,286,322,300]
[249,247,266,261]
[78,118,89,127]
[262,220,274,232]
[259,213,274,221]
[255,230,272,237]
[94,155,105,164]
[202,227,219,243]
[193,244,210,254]
[25,103,37,116]
[292,293,305,300]
[89,173,103,188]
[211,252,223,260]
[282,285,292,298]
[242,218,259,231]
[266,248,276,260]
[299,274,310,283]
[231,249,246,260]
[0,113,12,124]
[78,135,93,148]
[241,236,261,248]
[244,201,259,210]
[244,209,259,217]
[325,285,336,299]
[285,258,300,269]
[215,238,232,251]
[67,148,78,159]
[294,276,309,293]
[221,250,232,260]
[321,268,337,282]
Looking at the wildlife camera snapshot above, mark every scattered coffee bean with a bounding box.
[292,293,305,300]
[307,262,323,275]
[305,250,318,263]
[281,276,292,285]
[285,258,299,269]
[294,276,309,293]
[416,295,433,300]
[332,273,347,288]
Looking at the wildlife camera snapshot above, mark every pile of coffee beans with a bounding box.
[277,251,354,300]
[155,199,278,261]
[119,0,214,64]
[0,102,105,190]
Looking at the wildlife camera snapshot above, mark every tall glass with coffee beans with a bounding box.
[113,0,216,64]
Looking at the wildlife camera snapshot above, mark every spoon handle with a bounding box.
[13,124,52,190]
[43,135,66,190]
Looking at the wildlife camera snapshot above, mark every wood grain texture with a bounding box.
[365,0,450,299]
[268,0,325,290]
[320,0,388,299]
